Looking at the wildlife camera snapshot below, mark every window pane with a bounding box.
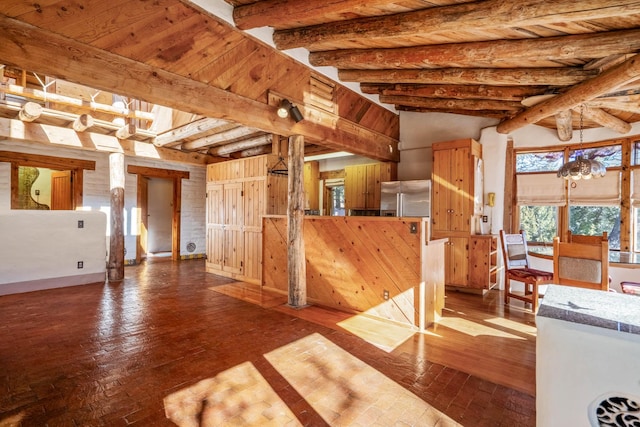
[569,145,621,168]
[519,206,557,243]
[568,205,620,250]
[633,141,640,165]
[516,152,563,172]
[636,208,640,252]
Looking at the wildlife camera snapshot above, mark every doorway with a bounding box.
[146,177,173,257]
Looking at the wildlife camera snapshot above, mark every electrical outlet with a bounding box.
[410,222,418,234]
[78,220,84,228]
[35,189,40,195]
[482,215,488,223]
[383,290,389,300]
[77,261,83,269]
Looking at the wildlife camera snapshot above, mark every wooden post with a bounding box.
[288,134,307,307]
[108,152,125,282]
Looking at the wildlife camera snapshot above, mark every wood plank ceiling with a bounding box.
[226,0,640,141]
[0,0,400,163]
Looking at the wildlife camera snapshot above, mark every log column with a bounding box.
[108,152,125,282]
[288,134,307,307]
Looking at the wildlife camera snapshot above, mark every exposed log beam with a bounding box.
[340,68,596,86]
[554,110,573,141]
[208,133,272,156]
[310,29,640,69]
[18,102,42,122]
[154,117,235,147]
[273,0,640,50]
[72,114,94,132]
[586,98,640,115]
[580,105,632,134]
[378,95,523,111]
[1,83,155,122]
[363,83,547,101]
[233,0,394,30]
[0,117,212,165]
[497,53,640,134]
[181,124,257,151]
[0,15,398,162]
[395,106,509,119]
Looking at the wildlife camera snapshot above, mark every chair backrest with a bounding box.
[552,236,609,291]
[499,230,531,270]
[567,231,608,245]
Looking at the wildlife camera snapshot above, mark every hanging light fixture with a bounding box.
[557,105,606,180]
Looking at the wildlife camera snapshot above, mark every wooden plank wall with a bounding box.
[263,216,423,326]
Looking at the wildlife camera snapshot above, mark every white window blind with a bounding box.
[631,170,640,206]
[516,173,566,206]
[568,171,621,206]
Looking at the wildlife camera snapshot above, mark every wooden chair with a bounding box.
[499,230,554,312]
[552,236,609,291]
[567,231,608,245]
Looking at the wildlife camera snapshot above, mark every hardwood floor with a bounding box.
[0,259,535,426]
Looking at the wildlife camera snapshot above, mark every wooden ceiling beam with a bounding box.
[496,54,640,134]
[378,95,523,111]
[273,0,640,50]
[180,124,258,151]
[0,15,398,162]
[363,83,547,101]
[232,0,393,30]
[208,133,271,156]
[310,29,640,69]
[395,106,509,119]
[580,105,632,134]
[339,68,597,86]
[154,117,235,147]
[554,110,573,141]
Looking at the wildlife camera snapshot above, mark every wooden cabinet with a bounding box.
[206,155,287,284]
[432,139,482,234]
[432,138,492,291]
[303,161,319,210]
[469,235,499,290]
[344,162,397,211]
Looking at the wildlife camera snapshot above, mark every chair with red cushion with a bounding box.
[621,281,640,296]
[500,230,554,312]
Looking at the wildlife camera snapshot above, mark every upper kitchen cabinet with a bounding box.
[431,139,483,235]
[344,162,397,214]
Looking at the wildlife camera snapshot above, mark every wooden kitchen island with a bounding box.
[262,216,446,330]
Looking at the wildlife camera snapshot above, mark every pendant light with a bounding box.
[557,105,606,180]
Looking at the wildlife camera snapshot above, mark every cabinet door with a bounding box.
[468,236,496,289]
[365,163,382,209]
[344,165,367,210]
[303,161,319,210]
[450,146,473,233]
[432,149,453,233]
[446,237,469,287]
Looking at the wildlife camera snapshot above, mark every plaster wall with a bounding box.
[0,139,207,262]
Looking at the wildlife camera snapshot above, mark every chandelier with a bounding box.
[557,105,606,180]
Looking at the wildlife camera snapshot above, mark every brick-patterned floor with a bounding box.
[0,259,534,426]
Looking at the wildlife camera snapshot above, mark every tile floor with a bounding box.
[0,259,535,426]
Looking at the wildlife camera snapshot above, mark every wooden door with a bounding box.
[50,170,73,210]
[223,182,244,275]
[243,179,265,281]
[206,183,224,271]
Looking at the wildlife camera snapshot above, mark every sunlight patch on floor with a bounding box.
[163,361,301,427]
[438,317,527,339]
[265,333,461,426]
[484,316,537,336]
[337,313,416,352]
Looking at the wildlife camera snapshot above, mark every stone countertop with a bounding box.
[537,285,640,335]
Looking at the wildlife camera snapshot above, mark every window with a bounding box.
[514,138,631,251]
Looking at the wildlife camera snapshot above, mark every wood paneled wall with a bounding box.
[263,216,425,326]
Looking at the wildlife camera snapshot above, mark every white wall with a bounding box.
[0,210,107,294]
[0,139,207,262]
